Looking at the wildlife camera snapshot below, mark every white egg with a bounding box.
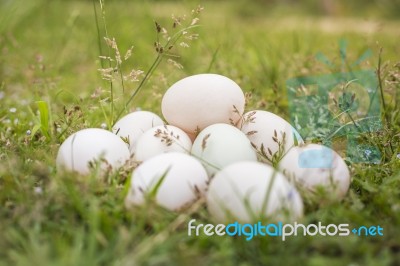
[56,128,130,175]
[278,144,350,199]
[207,161,303,223]
[191,123,257,176]
[239,110,303,164]
[134,125,192,162]
[125,152,208,211]
[162,74,245,135]
[112,111,164,153]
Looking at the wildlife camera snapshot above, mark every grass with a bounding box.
[0,0,400,265]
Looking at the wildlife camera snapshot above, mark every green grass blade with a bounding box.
[148,166,171,200]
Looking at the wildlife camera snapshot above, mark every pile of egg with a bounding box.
[56,74,350,223]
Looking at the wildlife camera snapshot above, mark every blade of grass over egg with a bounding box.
[148,166,171,200]
[260,169,278,220]
[242,191,259,222]
[227,178,259,222]
[293,133,299,146]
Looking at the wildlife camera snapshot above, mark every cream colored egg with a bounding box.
[134,125,192,162]
[162,74,245,135]
[206,161,303,223]
[191,123,257,176]
[240,110,303,164]
[278,144,350,199]
[56,128,130,175]
[125,152,208,211]
[112,111,164,153]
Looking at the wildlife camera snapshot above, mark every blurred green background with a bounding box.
[1,0,399,114]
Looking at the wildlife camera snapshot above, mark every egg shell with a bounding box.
[134,125,192,162]
[278,144,350,199]
[206,161,303,223]
[112,111,164,154]
[126,152,208,211]
[161,74,245,135]
[56,128,130,175]
[240,110,303,163]
[191,123,257,176]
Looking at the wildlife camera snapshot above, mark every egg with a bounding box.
[161,74,245,135]
[207,161,304,223]
[239,110,303,164]
[125,152,208,211]
[112,111,164,153]
[134,125,192,162]
[56,128,130,175]
[278,144,350,199]
[191,123,257,176]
